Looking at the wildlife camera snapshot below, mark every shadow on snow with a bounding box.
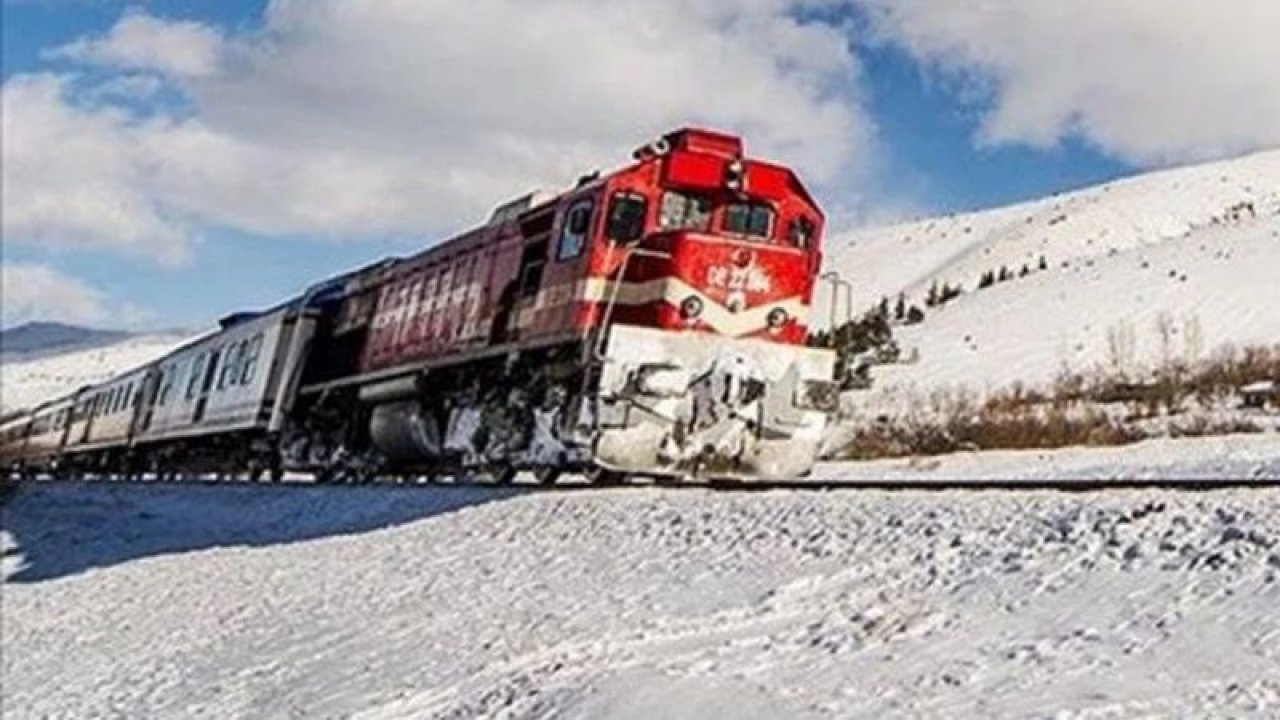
[0,480,518,583]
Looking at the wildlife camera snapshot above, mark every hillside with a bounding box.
[823,148,1280,315]
[0,332,198,413]
[819,148,1280,403]
[0,322,133,359]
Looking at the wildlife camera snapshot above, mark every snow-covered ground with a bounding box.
[820,433,1280,484]
[5,435,1280,719]
[0,332,197,413]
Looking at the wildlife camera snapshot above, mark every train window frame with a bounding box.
[658,191,713,232]
[605,191,648,244]
[217,345,237,391]
[187,353,207,400]
[156,370,169,406]
[557,198,595,262]
[240,334,264,385]
[723,202,775,240]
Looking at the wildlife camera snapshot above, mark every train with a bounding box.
[0,128,839,484]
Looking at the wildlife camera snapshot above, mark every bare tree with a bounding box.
[1155,311,1176,370]
[1182,313,1203,365]
[1105,321,1136,379]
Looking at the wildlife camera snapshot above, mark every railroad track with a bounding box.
[8,473,1280,493]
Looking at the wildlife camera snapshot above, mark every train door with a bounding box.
[550,195,596,333]
[192,348,221,424]
[511,206,555,339]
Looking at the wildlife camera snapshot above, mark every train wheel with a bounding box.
[533,466,562,485]
[584,466,626,486]
[492,465,518,485]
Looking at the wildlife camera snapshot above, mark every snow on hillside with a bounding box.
[822,148,1280,314]
[816,148,1280,410]
[0,332,198,413]
[866,214,1280,399]
[5,458,1280,718]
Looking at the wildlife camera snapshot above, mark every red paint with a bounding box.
[355,128,825,373]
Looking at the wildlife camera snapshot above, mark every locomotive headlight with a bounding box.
[680,296,704,320]
[766,308,788,329]
[725,158,745,192]
[634,363,691,397]
[794,379,839,412]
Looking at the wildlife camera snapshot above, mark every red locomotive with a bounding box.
[2,128,838,483]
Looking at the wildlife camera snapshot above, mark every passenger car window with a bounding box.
[557,199,595,261]
[240,334,263,385]
[658,191,712,232]
[605,192,647,244]
[723,203,774,239]
[187,354,207,400]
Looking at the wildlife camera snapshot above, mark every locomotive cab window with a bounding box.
[605,192,647,244]
[723,202,774,240]
[787,215,816,248]
[658,191,712,232]
[557,199,595,261]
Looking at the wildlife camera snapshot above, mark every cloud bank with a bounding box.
[3,0,875,266]
[859,0,1280,164]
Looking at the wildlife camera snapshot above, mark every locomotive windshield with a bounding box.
[658,191,713,232]
[723,202,774,239]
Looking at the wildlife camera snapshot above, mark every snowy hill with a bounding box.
[0,331,199,413]
[5,468,1280,718]
[823,148,1280,314]
[0,321,133,359]
[819,148,1280,401]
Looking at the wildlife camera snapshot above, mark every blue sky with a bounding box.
[3,0,1275,331]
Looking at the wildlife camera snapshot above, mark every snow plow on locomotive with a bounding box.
[2,129,839,484]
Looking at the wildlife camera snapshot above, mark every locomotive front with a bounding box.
[585,129,839,480]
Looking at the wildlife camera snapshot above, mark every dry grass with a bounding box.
[837,343,1280,460]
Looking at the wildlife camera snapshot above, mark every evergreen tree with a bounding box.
[1038,255,1048,271]
[894,293,907,321]
[978,270,995,289]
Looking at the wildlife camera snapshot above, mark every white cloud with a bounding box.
[0,262,108,327]
[4,0,878,261]
[48,9,223,78]
[857,0,1280,165]
[1,74,194,265]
